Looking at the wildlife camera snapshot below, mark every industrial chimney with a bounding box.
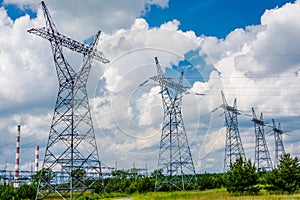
[35,145,39,174]
[14,125,20,188]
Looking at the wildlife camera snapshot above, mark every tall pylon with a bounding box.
[272,119,286,168]
[251,108,273,172]
[28,1,109,199]
[152,57,197,191]
[221,91,246,172]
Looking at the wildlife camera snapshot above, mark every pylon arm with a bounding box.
[28,27,109,63]
[221,105,241,115]
[151,75,187,94]
[252,118,265,126]
[273,127,283,134]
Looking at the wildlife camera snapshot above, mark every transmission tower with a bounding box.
[152,57,197,191]
[251,108,273,172]
[28,2,109,199]
[221,91,246,172]
[272,119,286,168]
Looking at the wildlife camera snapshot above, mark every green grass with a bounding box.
[103,188,300,200]
[40,188,300,199]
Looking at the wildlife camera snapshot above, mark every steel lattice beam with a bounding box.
[153,57,197,191]
[28,1,109,199]
[221,91,246,172]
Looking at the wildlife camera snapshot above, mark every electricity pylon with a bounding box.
[28,1,109,199]
[152,57,197,191]
[251,108,273,172]
[221,91,246,172]
[272,119,286,168]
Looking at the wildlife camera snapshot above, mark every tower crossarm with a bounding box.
[28,27,109,63]
[221,105,241,115]
[221,91,241,115]
[272,119,284,135]
[151,76,187,94]
[251,118,265,126]
[251,108,265,126]
[152,57,188,94]
[273,127,283,134]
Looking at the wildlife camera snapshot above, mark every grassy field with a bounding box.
[42,188,300,199]
[102,188,300,200]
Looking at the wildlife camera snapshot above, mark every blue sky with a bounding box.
[144,0,294,38]
[0,0,299,173]
[1,0,294,38]
[0,0,36,20]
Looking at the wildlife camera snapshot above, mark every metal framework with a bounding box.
[221,91,246,172]
[272,119,286,168]
[152,57,197,191]
[28,1,109,199]
[251,108,273,172]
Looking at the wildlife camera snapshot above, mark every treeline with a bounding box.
[93,153,300,195]
[91,170,224,195]
[93,170,223,194]
[1,153,300,199]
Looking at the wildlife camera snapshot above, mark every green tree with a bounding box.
[93,179,104,194]
[223,157,260,195]
[199,173,222,190]
[135,176,155,193]
[266,153,300,194]
[16,183,36,200]
[151,169,163,178]
[104,169,132,193]
[33,168,52,185]
[0,183,15,200]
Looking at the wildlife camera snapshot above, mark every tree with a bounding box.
[135,176,155,193]
[151,169,163,178]
[199,173,222,190]
[93,179,104,194]
[266,153,300,194]
[223,156,260,195]
[16,183,37,200]
[0,183,14,200]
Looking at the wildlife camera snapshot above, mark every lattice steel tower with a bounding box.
[28,2,109,199]
[272,119,286,168]
[221,91,246,172]
[152,57,197,191]
[251,108,273,172]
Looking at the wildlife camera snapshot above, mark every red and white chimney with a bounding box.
[35,145,39,174]
[14,125,20,188]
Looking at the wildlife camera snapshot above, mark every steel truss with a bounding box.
[28,1,109,199]
[221,91,246,172]
[252,108,273,172]
[272,119,286,168]
[152,57,197,191]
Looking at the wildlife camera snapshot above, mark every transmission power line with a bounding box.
[28,1,109,199]
[152,57,197,191]
[221,91,246,172]
[252,108,273,172]
[272,119,286,168]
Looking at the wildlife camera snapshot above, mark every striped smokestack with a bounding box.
[35,145,39,174]
[14,125,20,188]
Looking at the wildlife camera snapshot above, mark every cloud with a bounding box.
[0,0,300,174]
[3,0,170,40]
